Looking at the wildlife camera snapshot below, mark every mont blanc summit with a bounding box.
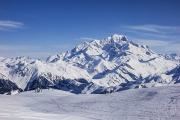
[0,34,179,94]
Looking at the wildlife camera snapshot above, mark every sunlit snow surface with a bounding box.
[0,86,180,120]
[0,34,179,94]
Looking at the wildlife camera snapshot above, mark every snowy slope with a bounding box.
[0,86,180,120]
[164,53,180,62]
[48,34,178,89]
[0,34,179,94]
[0,56,90,94]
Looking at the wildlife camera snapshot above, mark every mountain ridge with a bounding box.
[0,34,179,94]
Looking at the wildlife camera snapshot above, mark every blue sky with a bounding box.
[0,0,180,58]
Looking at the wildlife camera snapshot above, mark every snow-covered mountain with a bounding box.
[0,34,179,94]
[164,53,180,62]
[0,56,90,94]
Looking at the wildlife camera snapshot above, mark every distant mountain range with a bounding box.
[0,34,180,94]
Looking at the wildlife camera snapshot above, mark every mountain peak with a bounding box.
[0,34,179,94]
[107,34,128,42]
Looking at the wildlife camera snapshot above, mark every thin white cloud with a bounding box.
[74,37,99,45]
[134,38,180,53]
[79,37,99,43]
[0,44,72,58]
[0,45,29,51]
[80,37,97,41]
[121,24,180,53]
[0,20,24,31]
[135,39,169,47]
[0,44,71,51]
[124,24,180,34]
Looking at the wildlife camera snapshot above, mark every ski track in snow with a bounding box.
[0,86,180,120]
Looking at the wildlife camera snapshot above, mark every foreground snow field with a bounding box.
[0,86,180,120]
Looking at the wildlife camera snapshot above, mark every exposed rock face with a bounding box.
[0,79,21,94]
